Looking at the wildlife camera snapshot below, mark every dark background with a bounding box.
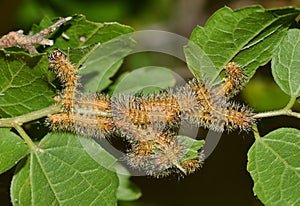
[1,0,300,205]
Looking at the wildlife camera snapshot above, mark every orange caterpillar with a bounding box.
[48,50,78,112]
[46,49,255,177]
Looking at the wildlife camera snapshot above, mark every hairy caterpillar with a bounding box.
[46,49,255,177]
[48,50,78,112]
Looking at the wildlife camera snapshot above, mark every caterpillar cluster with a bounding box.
[46,49,255,177]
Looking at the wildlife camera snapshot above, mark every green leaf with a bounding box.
[241,77,290,112]
[0,128,29,174]
[247,128,300,206]
[11,158,32,206]
[115,164,141,201]
[185,6,300,83]
[110,66,176,96]
[272,29,300,97]
[78,138,141,201]
[78,34,135,92]
[11,133,119,205]
[37,15,135,93]
[176,136,205,163]
[78,136,117,169]
[0,51,55,117]
[35,15,134,50]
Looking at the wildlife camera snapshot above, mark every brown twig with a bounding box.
[0,16,72,53]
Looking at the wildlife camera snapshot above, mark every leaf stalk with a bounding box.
[253,96,300,119]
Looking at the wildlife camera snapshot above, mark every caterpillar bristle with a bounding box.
[218,62,247,98]
[46,113,74,131]
[126,135,198,177]
[181,77,254,132]
[224,102,255,132]
[111,93,180,128]
[179,158,204,175]
[224,62,246,85]
[125,132,206,178]
[46,49,254,178]
[48,49,78,112]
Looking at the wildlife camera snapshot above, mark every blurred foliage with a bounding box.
[1,0,300,35]
[241,71,291,112]
[16,0,174,31]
